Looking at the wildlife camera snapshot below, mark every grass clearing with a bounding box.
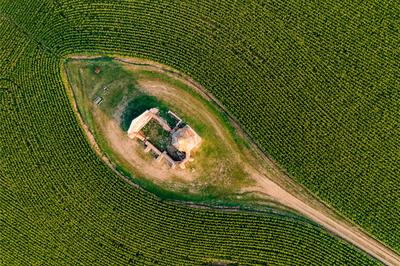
[65,58,257,202]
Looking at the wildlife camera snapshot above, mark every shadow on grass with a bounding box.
[120,94,174,131]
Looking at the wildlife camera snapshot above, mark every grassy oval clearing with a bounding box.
[64,57,260,203]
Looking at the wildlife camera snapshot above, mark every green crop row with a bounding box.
[0,38,377,265]
[1,0,398,264]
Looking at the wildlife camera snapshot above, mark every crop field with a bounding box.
[0,0,399,265]
[0,53,378,265]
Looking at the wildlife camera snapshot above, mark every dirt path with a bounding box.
[65,56,400,265]
[250,175,400,265]
[94,109,197,183]
[117,58,400,265]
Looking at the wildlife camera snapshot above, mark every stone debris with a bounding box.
[171,125,202,156]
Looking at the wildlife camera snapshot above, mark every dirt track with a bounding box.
[67,56,400,265]
[136,70,400,266]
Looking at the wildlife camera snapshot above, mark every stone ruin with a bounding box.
[127,108,201,169]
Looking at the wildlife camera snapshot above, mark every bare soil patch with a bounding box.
[94,108,196,183]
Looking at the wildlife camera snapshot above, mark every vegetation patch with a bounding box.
[121,94,175,131]
[141,119,170,151]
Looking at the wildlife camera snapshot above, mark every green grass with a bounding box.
[141,120,170,151]
[0,0,397,264]
[120,94,172,131]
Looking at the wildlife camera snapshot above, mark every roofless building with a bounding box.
[127,108,201,169]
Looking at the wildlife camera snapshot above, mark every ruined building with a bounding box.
[127,108,201,169]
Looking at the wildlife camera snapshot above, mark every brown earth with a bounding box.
[94,108,197,183]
